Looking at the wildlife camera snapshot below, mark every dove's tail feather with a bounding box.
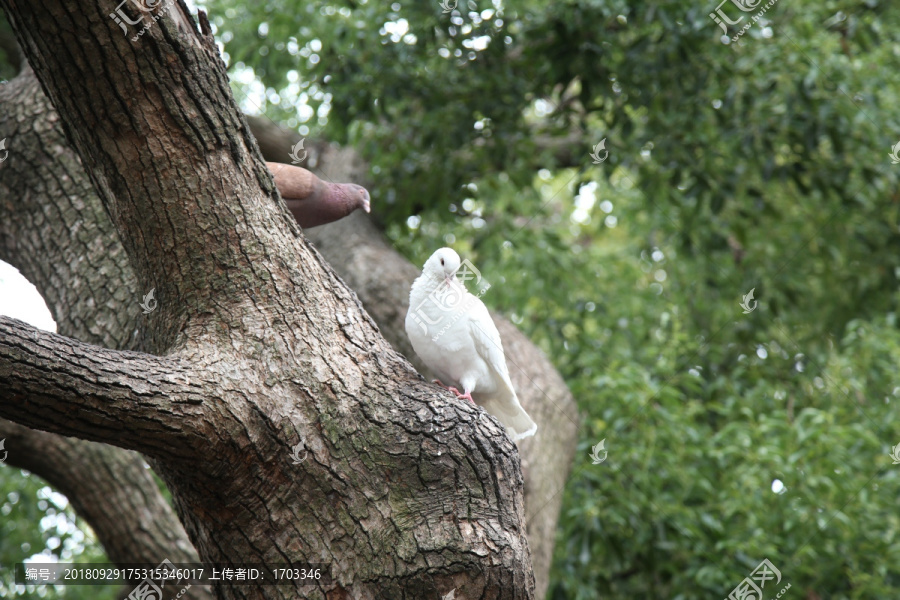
[478,387,537,442]
[504,411,538,442]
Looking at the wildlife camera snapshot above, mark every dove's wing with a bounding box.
[467,300,514,388]
[467,300,538,441]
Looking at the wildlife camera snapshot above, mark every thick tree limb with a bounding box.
[4,0,307,353]
[0,66,143,351]
[0,316,205,455]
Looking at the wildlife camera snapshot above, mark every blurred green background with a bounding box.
[2,0,900,597]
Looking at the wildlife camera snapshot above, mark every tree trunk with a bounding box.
[0,2,534,598]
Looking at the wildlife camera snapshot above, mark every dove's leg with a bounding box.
[432,380,475,403]
[433,379,457,392]
[447,386,475,404]
[451,376,477,403]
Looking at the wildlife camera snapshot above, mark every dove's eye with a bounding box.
[440,258,445,266]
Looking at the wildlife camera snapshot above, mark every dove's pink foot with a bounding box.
[432,380,475,403]
[448,387,475,404]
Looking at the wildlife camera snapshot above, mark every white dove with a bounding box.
[405,248,537,442]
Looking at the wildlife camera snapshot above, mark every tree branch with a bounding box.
[0,316,204,456]
[0,418,215,598]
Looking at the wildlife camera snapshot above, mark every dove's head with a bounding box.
[423,247,461,283]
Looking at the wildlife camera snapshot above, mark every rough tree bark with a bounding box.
[0,1,534,598]
[0,420,216,600]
